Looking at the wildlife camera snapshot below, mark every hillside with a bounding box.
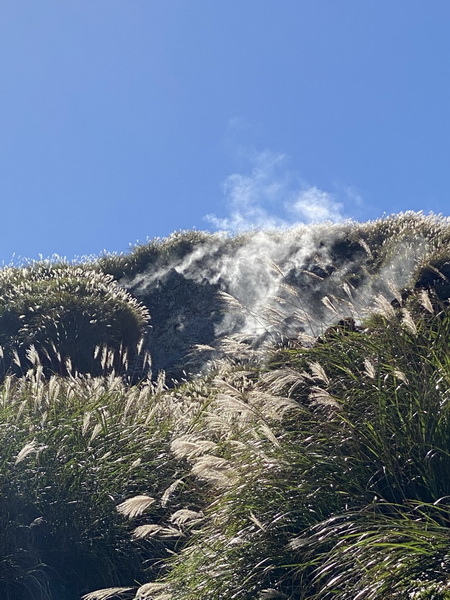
[1,212,450,599]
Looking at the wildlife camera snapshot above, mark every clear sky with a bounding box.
[1,1,450,262]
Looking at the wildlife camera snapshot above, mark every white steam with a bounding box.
[123,149,444,377]
[206,151,345,232]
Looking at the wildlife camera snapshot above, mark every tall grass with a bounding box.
[0,368,186,600]
[105,287,450,600]
[4,213,450,599]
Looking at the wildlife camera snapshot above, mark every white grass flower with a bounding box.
[419,289,434,313]
[116,495,156,519]
[249,511,266,531]
[90,422,103,443]
[321,296,338,314]
[191,454,236,486]
[15,440,39,465]
[393,369,409,384]
[171,436,217,459]
[401,309,418,335]
[82,587,135,600]
[309,387,341,409]
[135,582,172,600]
[161,479,184,508]
[261,368,304,396]
[259,589,288,599]
[364,358,376,380]
[132,524,180,539]
[169,509,204,526]
[309,362,329,385]
[82,411,91,436]
[373,294,396,319]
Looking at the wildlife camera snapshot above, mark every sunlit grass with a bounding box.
[3,213,450,599]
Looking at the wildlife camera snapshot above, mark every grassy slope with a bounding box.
[2,213,450,599]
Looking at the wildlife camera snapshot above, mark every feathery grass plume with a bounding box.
[117,496,156,519]
[308,361,329,384]
[190,454,237,486]
[82,588,136,600]
[171,436,218,460]
[258,590,288,599]
[169,509,203,527]
[132,524,181,540]
[419,289,435,313]
[161,479,185,508]
[402,307,418,335]
[261,368,305,396]
[134,582,173,600]
[14,439,39,464]
[363,357,377,379]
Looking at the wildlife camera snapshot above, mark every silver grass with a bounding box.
[82,588,136,600]
[216,290,244,311]
[90,422,103,443]
[12,348,21,368]
[321,295,339,314]
[373,293,396,319]
[82,412,92,435]
[258,589,288,599]
[116,495,156,519]
[132,524,180,539]
[191,454,237,486]
[364,358,377,380]
[308,361,330,385]
[135,582,172,600]
[169,509,204,526]
[214,393,254,421]
[171,436,217,460]
[26,345,40,366]
[257,422,281,447]
[342,281,355,300]
[309,386,341,409]
[393,369,409,384]
[419,289,434,313]
[161,479,184,508]
[261,368,305,396]
[253,392,302,419]
[401,309,418,335]
[249,511,266,531]
[15,440,38,465]
[297,332,316,345]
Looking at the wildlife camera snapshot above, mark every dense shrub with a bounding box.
[0,265,150,378]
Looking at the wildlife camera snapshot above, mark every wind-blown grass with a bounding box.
[4,213,450,599]
[0,370,186,600]
[124,287,450,599]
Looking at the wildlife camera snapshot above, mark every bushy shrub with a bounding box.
[0,265,150,378]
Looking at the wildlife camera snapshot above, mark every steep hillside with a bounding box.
[102,211,450,380]
[1,212,450,600]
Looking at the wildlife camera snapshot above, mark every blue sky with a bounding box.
[1,1,450,262]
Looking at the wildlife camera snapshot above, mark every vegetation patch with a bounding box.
[0,264,150,378]
[2,213,450,599]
